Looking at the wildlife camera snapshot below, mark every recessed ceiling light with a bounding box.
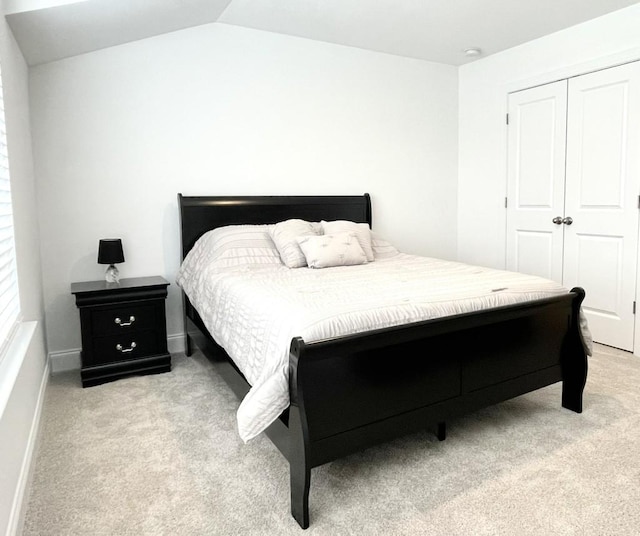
[464,47,482,58]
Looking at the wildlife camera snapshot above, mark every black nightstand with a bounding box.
[71,276,172,387]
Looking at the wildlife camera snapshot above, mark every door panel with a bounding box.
[576,83,625,207]
[573,233,622,314]
[506,80,567,282]
[513,230,556,279]
[563,62,640,351]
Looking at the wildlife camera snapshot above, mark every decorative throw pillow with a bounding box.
[321,220,374,262]
[297,232,368,269]
[270,219,321,268]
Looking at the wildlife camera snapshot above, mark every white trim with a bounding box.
[6,356,49,536]
[505,47,640,94]
[167,332,185,354]
[0,321,37,417]
[49,333,186,372]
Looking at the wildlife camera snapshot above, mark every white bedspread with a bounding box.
[177,254,585,442]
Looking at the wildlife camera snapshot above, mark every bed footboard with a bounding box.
[287,288,587,528]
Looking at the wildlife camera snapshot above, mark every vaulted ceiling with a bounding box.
[6,0,640,66]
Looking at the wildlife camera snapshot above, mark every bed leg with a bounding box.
[436,421,446,441]
[290,457,310,529]
[289,405,310,529]
[185,333,193,356]
[562,353,587,413]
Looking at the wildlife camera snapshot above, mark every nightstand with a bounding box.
[71,276,171,387]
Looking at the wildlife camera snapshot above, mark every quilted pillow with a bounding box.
[371,232,400,259]
[296,232,368,269]
[181,224,282,270]
[270,219,321,268]
[321,220,374,262]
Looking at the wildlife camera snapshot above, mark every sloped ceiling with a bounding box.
[6,0,640,66]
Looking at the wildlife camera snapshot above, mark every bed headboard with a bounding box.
[177,194,372,260]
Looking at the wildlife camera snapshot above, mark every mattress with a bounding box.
[177,249,590,442]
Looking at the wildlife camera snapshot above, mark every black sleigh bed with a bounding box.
[177,193,588,529]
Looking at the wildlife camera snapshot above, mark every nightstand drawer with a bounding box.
[91,304,157,336]
[90,331,161,366]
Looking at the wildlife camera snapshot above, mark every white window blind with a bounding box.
[0,63,20,358]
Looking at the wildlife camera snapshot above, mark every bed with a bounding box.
[177,193,588,529]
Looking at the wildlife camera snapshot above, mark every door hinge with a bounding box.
[506,113,509,125]
[638,195,640,209]
[505,197,508,208]
[634,301,637,315]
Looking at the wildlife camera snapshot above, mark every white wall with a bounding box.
[0,5,48,535]
[29,23,459,358]
[458,3,640,269]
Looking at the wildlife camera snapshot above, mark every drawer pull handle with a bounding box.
[116,342,137,353]
[115,316,136,327]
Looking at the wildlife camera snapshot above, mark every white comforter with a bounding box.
[177,252,588,442]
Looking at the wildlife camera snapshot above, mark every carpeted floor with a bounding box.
[22,344,640,535]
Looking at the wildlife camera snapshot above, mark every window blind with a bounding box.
[0,64,20,358]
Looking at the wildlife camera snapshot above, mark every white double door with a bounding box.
[506,61,640,351]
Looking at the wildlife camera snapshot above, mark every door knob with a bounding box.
[562,216,573,225]
[552,216,563,225]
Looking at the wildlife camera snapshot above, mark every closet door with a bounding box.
[563,62,640,351]
[506,80,567,281]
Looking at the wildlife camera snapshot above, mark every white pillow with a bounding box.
[297,232,368,269]
[181,224,282,271]
[321,220,374,262]
[370,231,400,259]
[270,219,321,268]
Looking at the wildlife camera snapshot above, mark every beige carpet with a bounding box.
[22,344,640,535]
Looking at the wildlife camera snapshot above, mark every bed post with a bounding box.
[561,287,588,413]
[363,192,372,228]
[289,337,311,529]
[177,193,193,357]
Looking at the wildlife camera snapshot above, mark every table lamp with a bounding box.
[98,238,124,283]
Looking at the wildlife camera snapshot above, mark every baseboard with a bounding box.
[7,356,49,536]
[49,333,186,372]
[48,349,80,373]
[167,333,185,354]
